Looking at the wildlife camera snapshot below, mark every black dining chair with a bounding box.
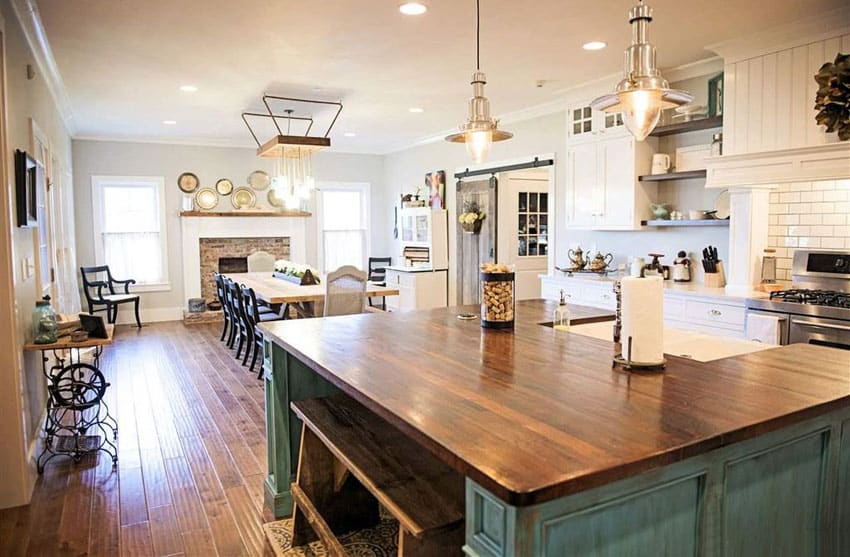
[241,286,283,378]
[366,257,392,311]
[214,273,232,343]
[80,265,142,327]
[227,280,251,359]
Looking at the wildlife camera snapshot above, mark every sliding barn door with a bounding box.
[455,177,497,306]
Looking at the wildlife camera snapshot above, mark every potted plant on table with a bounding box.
[459,200,486,234]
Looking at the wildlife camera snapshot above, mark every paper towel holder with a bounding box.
[613,336,667,372]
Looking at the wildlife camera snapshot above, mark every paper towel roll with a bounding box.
[620,276,664,364]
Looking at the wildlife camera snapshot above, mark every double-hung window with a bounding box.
[318,183,370,272]
[91,176,169,290]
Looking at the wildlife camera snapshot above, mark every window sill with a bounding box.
[130,282,171,293]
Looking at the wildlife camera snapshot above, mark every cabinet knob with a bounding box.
[709,309,722,316]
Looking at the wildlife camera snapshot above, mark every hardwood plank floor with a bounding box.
[0,322,277,556]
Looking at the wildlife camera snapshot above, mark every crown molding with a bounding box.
[11,0,75,135]
[72,134,379,156]
[707,6,850,64]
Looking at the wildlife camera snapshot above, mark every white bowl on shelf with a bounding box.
[688,210,708,220]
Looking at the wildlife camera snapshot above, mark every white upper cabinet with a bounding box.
[568,102,626,143]
[566,134,658,230]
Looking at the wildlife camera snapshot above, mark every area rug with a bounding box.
[262,514,399,557]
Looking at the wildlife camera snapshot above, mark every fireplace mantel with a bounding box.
[180,215,307,303]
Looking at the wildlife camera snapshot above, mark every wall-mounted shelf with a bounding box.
[649,115,723,137]
[639,170,707,182]
[642,219,730,227]
[179,210,311,217]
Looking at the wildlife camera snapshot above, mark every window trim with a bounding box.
[91,175,170,292]
[316,182,371,273]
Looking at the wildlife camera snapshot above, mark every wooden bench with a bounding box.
[289,395,465,556]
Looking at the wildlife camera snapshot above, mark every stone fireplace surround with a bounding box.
[181,215,307,307]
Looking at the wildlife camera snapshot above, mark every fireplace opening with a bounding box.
[219,257,248,274]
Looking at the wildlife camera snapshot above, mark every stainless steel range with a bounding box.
[746,249,850,350]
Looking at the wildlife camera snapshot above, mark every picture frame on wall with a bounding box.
[427,170,446,209]
[14,149,38,228]
[708,73,724,118]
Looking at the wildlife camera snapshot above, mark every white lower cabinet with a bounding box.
[385,269,448,311]
[540,276,747,338]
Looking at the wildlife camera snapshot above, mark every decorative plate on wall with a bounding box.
[247,170,271,191]
[177,172,200,193]
[195,188,219,210]
[267,189,286,208]
[231,187,257,209]
[215,178,234,196]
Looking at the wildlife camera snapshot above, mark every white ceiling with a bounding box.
[36,0,845,154]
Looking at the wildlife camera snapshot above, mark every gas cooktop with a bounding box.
[768,289,850,308]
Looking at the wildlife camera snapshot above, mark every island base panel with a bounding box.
[464,406,849,557]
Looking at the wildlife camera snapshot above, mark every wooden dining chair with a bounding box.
[79,265,142,327]
[214,273,232,342]
[366,256,392,311]
[323,265,367,317]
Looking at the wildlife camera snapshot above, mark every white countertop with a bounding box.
[565,320,774,363]
[386,265,446,273]
[540,273,768,303]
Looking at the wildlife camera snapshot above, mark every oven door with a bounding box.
[789,315,850,351]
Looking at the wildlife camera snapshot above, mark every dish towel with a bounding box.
[746,313,782,345]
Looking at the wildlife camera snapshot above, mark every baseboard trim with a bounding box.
[112,306,183,325]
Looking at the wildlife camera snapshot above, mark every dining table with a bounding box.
[226,272,399,317]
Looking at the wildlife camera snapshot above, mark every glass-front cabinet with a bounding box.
[400,208,431,244]
[569,102,625,142]
[517,191,548,258]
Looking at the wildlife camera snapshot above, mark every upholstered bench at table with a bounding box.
[289,395,465,556]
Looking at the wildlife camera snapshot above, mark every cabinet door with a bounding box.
[600,136,635,227]
[569,104,595,140]
[567,142,599,227]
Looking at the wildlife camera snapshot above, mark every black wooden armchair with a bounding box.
[367,256,391,311]
[80,265,141,327]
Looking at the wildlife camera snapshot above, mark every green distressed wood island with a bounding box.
[260,299,850,556]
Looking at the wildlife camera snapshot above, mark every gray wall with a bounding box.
[2,0,75,506]
[73,140,385,317]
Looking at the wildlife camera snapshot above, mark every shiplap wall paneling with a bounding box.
[724,33,850,156]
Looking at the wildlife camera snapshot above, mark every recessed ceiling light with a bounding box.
[399,2,427,15]
[582,41,607,51]
[162,120,177,125]
[179,85,198,92]
[409,107,425,113]
[344,132,357,137]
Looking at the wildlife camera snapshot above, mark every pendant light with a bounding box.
[590,0,693,141]
[445,0,513,162]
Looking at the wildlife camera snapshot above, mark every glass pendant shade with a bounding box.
[271,146,315,209]
[465,130,492,163]
[590,0,693,140]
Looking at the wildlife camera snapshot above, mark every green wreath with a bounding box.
[814,52,850,141]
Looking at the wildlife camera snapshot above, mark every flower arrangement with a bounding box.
[814,52,850,141]
[273,260,321,284]
[458,200,486,233]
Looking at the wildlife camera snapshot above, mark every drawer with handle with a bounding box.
[685,299,746,330]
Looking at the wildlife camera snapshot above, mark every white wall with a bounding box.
[73,140,384,319]
[1,0,74,507]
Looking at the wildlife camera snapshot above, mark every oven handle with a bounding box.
[792,319,850,332]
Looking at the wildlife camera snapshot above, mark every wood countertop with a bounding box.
[260,299,850,506]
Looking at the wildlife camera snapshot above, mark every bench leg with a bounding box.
[133,298,142,328]
[291,425,380,548]
[398,522,464,557]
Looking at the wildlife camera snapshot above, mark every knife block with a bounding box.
[704,261,726,288]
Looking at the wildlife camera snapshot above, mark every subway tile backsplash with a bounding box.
[768,179,850,281]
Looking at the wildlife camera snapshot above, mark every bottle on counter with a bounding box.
[553,289,571,332]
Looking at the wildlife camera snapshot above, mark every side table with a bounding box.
[24,325,119,473]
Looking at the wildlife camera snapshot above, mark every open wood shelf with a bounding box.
[649,115,723,137]
[642,219,730,227]
[179,210,311,217]
[639,170,707,182]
